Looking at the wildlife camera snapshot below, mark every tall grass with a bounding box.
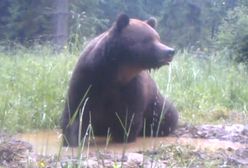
[0,46,77,132]
[0,46,247,133]
[153,50,248,124]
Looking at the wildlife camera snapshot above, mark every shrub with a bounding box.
[216,6,248,65]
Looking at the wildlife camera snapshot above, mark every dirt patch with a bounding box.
[0,124,248,168]
[174,124,248,144]
[0,140,32,167]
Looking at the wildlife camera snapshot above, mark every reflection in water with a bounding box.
[16,130,245,156]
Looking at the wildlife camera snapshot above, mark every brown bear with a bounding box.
[61,14,178,147]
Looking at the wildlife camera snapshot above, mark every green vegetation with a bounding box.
[0,46,76,132]
[0,47,247,133]
[154,51,248,124]
[216,6,248,64]
[1,1,248,167]
[1,0,248,48]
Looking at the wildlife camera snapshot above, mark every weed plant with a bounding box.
[0,46,77,132]
[0,46,247,133]
[153,50,248,125]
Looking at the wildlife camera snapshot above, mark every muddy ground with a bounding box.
[0,124,248,168]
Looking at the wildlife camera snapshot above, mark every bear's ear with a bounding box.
[115,13,130,32]
[146,17,157,29]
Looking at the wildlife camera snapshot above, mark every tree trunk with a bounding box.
[53,0,69,51]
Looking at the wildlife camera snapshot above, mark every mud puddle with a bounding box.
[16,129,245,156]
[15,124,248,155]
[1,124,248,167]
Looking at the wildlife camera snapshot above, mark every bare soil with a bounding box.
[0,124,248,168]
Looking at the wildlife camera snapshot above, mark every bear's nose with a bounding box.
[165,48,175,57]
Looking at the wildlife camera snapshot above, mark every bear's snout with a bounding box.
[155,42,175,58]
[156,43,175,65]
[165,48,175,57]
[161,47,175,65]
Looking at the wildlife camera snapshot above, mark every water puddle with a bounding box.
[16,129,246,156]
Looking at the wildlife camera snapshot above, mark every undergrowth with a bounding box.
[153,50,248,125]
[0,46,247,133]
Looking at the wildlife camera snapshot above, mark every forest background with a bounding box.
[0,0,248,132]
[0,0,247,59]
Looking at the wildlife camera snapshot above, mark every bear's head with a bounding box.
[103,14,176,84]
[110,14,175,70]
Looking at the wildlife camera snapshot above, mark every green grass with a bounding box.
[153,50,248,124]
[0,46,247,133]
[0,46,77,132]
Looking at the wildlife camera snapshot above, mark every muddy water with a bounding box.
[16,130,245,156]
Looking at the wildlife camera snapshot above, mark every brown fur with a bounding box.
[61,14,178,147]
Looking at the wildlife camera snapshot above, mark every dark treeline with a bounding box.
[0,0,247,58]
